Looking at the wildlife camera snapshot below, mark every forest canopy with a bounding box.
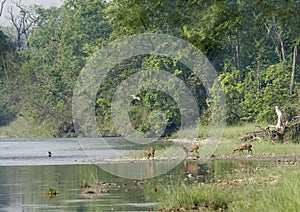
[0,0,300,137]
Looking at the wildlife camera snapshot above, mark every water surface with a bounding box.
[0,137,147,166]
[0,138,276,211]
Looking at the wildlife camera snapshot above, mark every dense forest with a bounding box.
[0,0,300,138]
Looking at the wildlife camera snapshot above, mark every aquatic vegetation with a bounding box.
[152,161,300,211]
[156,182,235,211]
[229,164,300,211]
[81,182,120,198]
[46,187,58,198]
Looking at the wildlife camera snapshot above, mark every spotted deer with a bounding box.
[232,143,252,154]
[146,147,155,159]
[182,144,199,156]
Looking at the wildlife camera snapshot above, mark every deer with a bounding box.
[182,144,199,157]
[146,147,155,159]
[232,143,252,154]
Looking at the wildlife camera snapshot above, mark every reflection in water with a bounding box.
[0,160,274,211]
[0,165,158,211]
[0,138,276,211]
[98,159,182,179]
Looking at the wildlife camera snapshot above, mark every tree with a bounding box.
[0,30,17,126]
[290,46,297,95]
[2,0,300,137]
[0,0,6,17]
[15,0,112,136]
[8,1,39,49]
[218,69,243,124]
[256,0,300,97]
[0,0,19,126]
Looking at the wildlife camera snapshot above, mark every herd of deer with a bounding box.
[146,143,253,160]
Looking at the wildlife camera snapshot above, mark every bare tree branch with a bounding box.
[8,5,23,48]
[0,0,7,17]
[264,17,286,62]
[272,17,286,61]
[8,1,38,48]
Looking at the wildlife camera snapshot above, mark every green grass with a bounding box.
[153,162,300,211]
[154,123,300,211]
[212,141,300,156]
[170,125,208,139]
[229,164,300,211]
[222,123,258,142]
[171,123,300,157]
[156,182,235,211]
[173,123,259,141]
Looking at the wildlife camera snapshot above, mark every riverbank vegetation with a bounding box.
[152,161,300,211]
[1,0,300,138]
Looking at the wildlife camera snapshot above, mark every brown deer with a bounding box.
[232,143,252,154]
[146,147,155,159]
[182,144,199,156]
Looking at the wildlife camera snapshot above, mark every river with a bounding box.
[0,137,275,211]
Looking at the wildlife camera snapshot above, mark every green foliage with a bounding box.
[1,0,300,137]
[218,69,243,124]
[241,63,290,123]
[7,0,112,136]
[0,30,18,126]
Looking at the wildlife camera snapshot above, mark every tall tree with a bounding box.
[17,0,112,136]
[0,0,19,126]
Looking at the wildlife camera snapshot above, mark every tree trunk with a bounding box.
[275,106,283,129]
[272,17,286,61]
[290,46,297,95]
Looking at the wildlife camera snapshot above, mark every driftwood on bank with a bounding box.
[242,106,300,143]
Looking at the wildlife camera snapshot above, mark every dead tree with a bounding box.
[0,0,6,17]
[242,106,300,143]
[8,1,37,49]
[264,17,286,62]
[275,106,283,129]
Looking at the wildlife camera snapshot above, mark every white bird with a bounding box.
[130,94,141,101]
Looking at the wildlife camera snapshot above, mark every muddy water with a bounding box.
[0,138,276,211]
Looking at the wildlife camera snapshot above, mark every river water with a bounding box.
[0,137,274,211]
[0,137,144,166]
[0,137,182,211]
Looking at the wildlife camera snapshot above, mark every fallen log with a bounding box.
[242,106,300,143]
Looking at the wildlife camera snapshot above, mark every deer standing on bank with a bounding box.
[182,144,199,157]
[146,147,155,159]
[232,143,252,154]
